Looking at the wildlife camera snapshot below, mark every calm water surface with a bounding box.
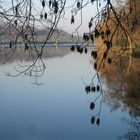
[0,47,139,140]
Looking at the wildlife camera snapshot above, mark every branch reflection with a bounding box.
[101,56,140,138]
[0,46,70,84]
[102,56,140,117]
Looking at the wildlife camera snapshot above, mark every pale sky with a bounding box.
[1,0,105,35]
[57,0,97,35]
[33,0,99,35]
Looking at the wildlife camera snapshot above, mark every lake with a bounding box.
[0,47,140,140]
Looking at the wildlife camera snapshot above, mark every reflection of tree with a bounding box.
[1,0,138,82]
[0,47,70,64]
[100,55,140,138]
[1,47,70,84]
[119,118,140,140]
[68,0,139,125]
[101,56,140,117]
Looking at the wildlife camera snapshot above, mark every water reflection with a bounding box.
[101,56,140,117]
[0,47,71,85]
[0,47,140,139]
[100,56,140,139]
[119,118,140,140]
[0,47,71,64]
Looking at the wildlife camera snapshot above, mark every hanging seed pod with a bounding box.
[15,5,18,14]
[25,35,27,40]
[70,45,75,51]
[88,21,92,29]
[91,51,97,59]
[83,33,86,40]
[77,1,81,8]
[86,35,89,41]
[107,0,110,3]
[42,0,45,8]
[83,33,89,41]
[54,0,58,7]
[103,52,107,59]
[53,1,58,13]
[44,13,47,19]
[91,0,95,4]
[104,40,110,50]
[9,42,12,48]
[54,7,58,14]
[108,58,112,64]
[94,63,97,70]
[49,0,52,7]
[84,48,88,54]
[97,85,100,92]
[99,2,101,7]
[91,116,95,124]
[90,34,94,43]
[71,15,74,24]
[40,13,43,19]
[106,29,111,36]
[96,118,100,126]
[91,86,96,92]
[105,40,112,49]
[79,48,83,54]
[95,28,100,38]
[102,12,106,17]
[85,86,91,94]
[15,5,18,16]
[25,43,29,51]
[76,45,80,52]
[14,20,17,26]
[52,1,55,7]
[90,102,95,110]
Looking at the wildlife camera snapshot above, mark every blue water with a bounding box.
[0,48,136,139]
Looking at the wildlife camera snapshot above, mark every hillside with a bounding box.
[0,22,69,36]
